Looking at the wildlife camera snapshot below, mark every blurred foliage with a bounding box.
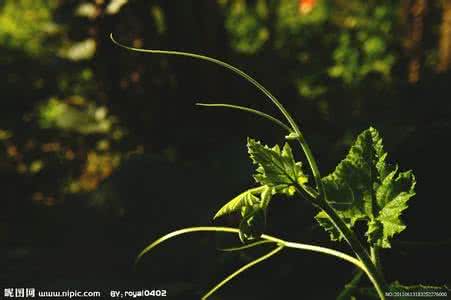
[328,1,397,84]
[0,0,126,200]
[59,38,96,61]
[222,0,270,54]
[0,0,59,55]
[222,0,398,94]
[37,97,116,135]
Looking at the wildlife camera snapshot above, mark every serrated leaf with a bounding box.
[214,185,274,243]
[372,171,415,248]
[213,186,266,219]
[247,138,308,187]
[315,127,416,248]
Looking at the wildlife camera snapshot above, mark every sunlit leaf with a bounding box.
[316,127,416,248]
[213,186,266,219]
[247,138,308,187]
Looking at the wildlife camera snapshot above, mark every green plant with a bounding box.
[111,34,448,300]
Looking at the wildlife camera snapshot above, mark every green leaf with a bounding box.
[214,185,274,243]
[371,171,415,248]
[247,138,308,187]
[315,127,416,248]
[213,186,266,219]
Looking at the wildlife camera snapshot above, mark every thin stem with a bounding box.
[201,245,284,299]
[295,138,325,196]
[135,226,365,273]
[196,103,292,132]
[218,240,274,252]
[110,34,296,129]
[135,226,372,298]
[135,226,239,266]
[110,33,323,196]
[282,241,364,270]
[110,34,308,166]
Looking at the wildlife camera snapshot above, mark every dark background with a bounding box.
[1,0,450,299]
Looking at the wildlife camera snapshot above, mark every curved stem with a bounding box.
[201,245,284,300]
[135,226,366,273]
[135,226,239,266]
[283,240,364,271]
[110,33,322,198]
[111,35,292,121]
[196,103,292,133]
[295,138,325,196]
[218,240,274,252]
[261,235,368,272]
[135,226,374,298]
